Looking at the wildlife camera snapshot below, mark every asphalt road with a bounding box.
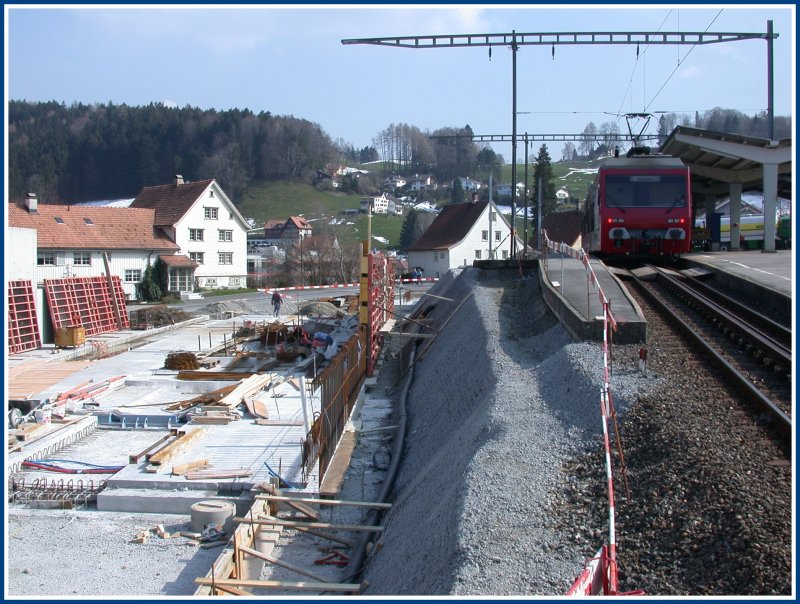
[126,283,432,315]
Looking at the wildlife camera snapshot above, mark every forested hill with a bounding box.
[8,100,341,204]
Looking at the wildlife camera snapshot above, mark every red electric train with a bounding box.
[582,147,692,257]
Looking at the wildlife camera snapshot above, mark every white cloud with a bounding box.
[677,64,702,79]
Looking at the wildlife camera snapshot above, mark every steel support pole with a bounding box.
[767,20,774,141]
[524,133,529,256]
[511,31,517,259]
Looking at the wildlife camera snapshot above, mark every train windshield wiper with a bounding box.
[605,195,625,212]
[666,195,685,213]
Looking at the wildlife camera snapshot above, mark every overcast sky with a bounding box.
[6,4,794,161]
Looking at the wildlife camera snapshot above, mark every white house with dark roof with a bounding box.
[360,193,390,215]
[131,175,249,292]
[405,200,525,278]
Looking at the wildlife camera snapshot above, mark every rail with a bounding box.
[629,273,792,442]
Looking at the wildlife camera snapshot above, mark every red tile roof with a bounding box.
[264,219,284,230]
[130,179,214,226]
[287,216,311,230]
[158,254,198,268]
[8,203,178,251]
[406,202,489,251]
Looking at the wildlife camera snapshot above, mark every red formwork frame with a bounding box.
[360,250,395,377]
[7,280,41,354]
[44,276,129,336]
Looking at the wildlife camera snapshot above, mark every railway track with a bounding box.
[624,265,792,446]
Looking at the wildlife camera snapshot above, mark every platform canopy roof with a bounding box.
[659,126,792,199]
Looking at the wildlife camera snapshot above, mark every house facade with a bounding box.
[131,176,249,292]
[8,194,179,300]
[408,174,437,192]
[458,177,482,192]
[405,200,525,278]
[360,194,390,215]
[383,175,407,189]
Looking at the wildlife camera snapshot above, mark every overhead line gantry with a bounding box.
[343,24,777,258]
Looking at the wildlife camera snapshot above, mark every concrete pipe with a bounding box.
[190,499,236,534]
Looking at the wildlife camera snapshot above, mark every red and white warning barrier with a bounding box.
[542,230,636,596]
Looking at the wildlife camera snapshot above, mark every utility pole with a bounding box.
[510,31,518,259]
[523,133,529,256]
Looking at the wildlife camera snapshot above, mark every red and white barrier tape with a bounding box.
[264,278,439,294]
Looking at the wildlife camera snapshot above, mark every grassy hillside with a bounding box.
[235,160,599,249]
[499,158,601,200]
[236,181,403,251]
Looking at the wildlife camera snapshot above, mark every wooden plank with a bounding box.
[281,499,320,521]
[292,526,355,548]
[234,516,384,533]
[218,374,276,410]
[185,469,252,480]
[210,584,252,596]
[254,418,304,426]
[256,494,391,510]
[172,459,210,475]
[243,395,270,419]
[8,359,94,399]
[14,423,49,442]
[238,544,328,582]
[147,428,208,465]
[129,432,175,464]
[194,577,362,593]
[163,384,238,411]
[189,416,233,425]
[177,371,255,381]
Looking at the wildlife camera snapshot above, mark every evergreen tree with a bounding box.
[399,209,419,250]
[399,208,436,250]
[137,262,162,302]
[531,144,557,236]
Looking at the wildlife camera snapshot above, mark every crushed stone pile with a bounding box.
[359,267,665,596]
[132,305,192,326]
[299,301,342,317]
[198,300,259,316]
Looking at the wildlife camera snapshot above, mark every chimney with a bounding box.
[25,193,38,213]
[175,174,184,186]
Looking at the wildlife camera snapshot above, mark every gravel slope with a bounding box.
[360,268,665,595]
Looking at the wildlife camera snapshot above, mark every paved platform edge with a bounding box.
[538,260,646,345]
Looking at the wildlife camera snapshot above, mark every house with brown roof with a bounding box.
[405,200,525,278]
[131,175,248,293]
[262,216,312,249]
[8,194,179,300]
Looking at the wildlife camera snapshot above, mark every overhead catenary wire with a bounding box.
[644,9,725,112]
[616,9,674,116]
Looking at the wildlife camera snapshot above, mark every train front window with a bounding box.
[604,175,687,208]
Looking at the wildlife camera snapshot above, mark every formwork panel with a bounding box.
[44,276,129,337]
[8,280,41,354]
